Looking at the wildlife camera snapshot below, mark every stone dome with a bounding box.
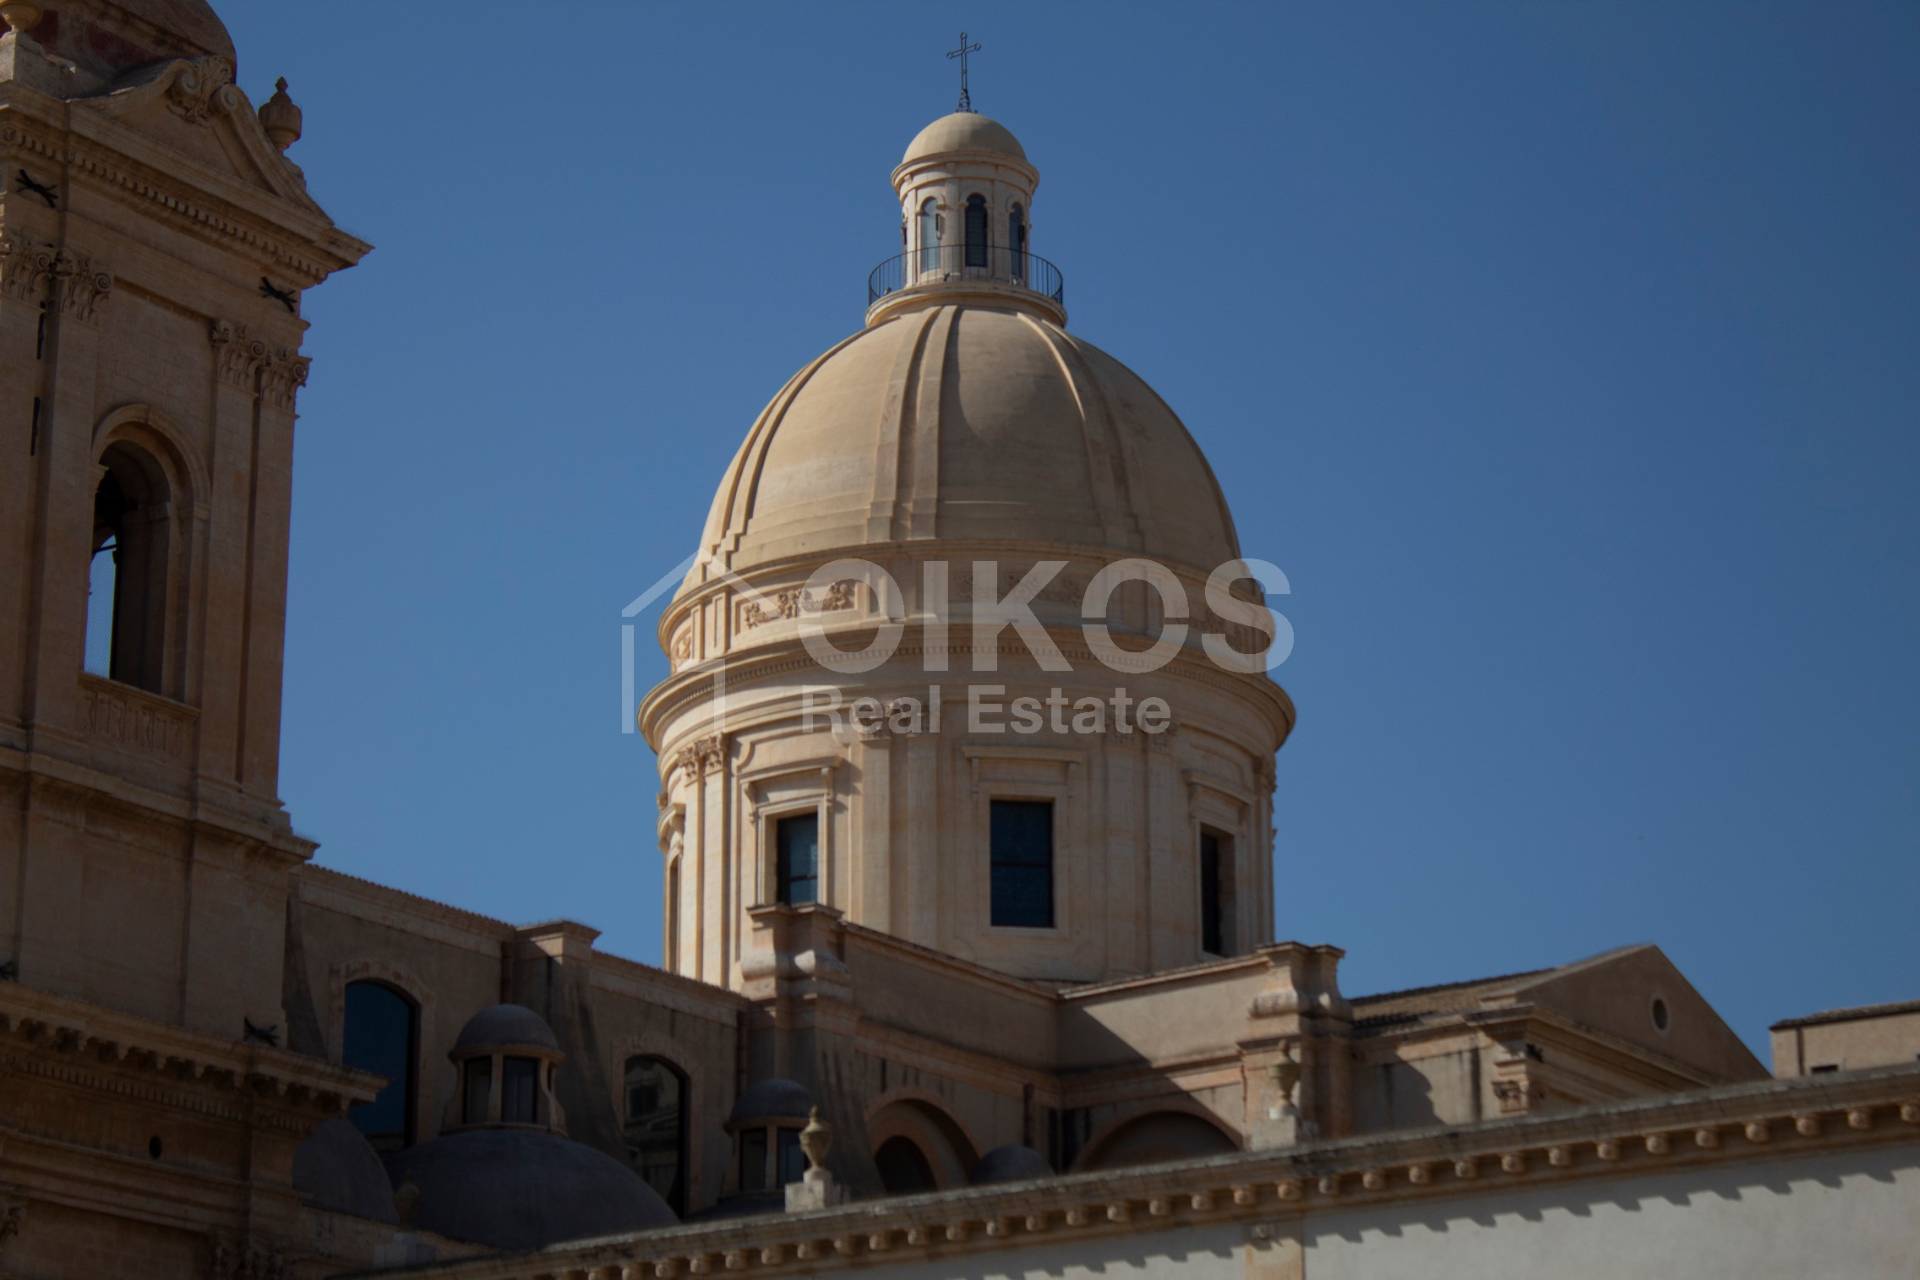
[684,304,1240,592]
[901,111,1027,167]
[385,1128,675,1251]
[969,1143,1054,1185]
[33,0,234,79]
[726,1078,813,1128]
[292,1118,397,1224]
[452,1003,560,1055]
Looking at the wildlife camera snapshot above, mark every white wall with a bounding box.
[844,1145,1920,1279]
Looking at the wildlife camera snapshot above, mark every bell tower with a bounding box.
[0,1,368,1037]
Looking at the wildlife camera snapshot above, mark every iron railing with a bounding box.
[867,243,1066,308]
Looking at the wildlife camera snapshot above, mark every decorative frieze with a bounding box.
[387,1070,1920,1280]
[80,677,193,763]
[738,579,860,630]
[670,623,697,664]
[0,124,357,283]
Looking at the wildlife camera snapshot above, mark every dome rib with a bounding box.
[681,303,1240,596]
[1069,332,1243,565]
[693,327,870,587]
[865,307,942,545]
[1019,310,1144,552]
[906,305,961,541]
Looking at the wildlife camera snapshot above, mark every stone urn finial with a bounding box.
[0,2,44,36]
[799,1105,831,1174]
[258,77,304,152]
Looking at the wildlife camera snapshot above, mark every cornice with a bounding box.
[838,919,1060,1006]
[1060,951,1273,1002]
[641,633,1294,750]
[0,745,311,866]
[0,984,382,1128]
[0,91,369,284]
[293,864,515,946]
[355,1065,1920,1280]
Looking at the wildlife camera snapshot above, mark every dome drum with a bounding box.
[651,545,1289,738]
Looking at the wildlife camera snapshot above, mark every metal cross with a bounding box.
[946,32,982,112]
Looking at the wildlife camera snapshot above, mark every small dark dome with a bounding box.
[726,1078,812,1128]
[452,1003,560,1055]
[970,1143,1054,1185]
[385,1129,675,1250]
[293,1118,397,1224]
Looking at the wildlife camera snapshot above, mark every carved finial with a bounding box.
[259,77,304,152]
[799,1106,831,1173]
[393,1182,421,1227]
[0,2,43,36]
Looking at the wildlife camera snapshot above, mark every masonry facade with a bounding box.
[0,5,1914,1278]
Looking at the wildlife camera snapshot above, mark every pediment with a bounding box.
[71,56,325,216]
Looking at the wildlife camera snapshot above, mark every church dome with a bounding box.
[684,304,1240,589]
[452,1003,560,1055]
[292,1118,397,1224]
[385,1129,676,1251]
[726,1077,813,1129]
[901,111,1028,167]
[32,0,235,79]
[970,1143,1054,1185]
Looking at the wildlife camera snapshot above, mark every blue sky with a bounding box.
[226,2,1919,1055]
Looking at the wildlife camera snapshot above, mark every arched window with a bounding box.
[875,1135,937,1194]
[343,980,419,1152]
[1008,203,1027,283]
[917,199,943,276]
[625,1056,689,1215]
[964,194,989,269]
[86,444,173,693]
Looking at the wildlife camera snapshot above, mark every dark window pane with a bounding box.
[990,800,1054,928]
[624,1057,688,1215]
[777,1127,807,1185]
[964,194,989,268]
[740,1128,769,1192]
[502,1056,539,1124]
[875,1136,937,1194]
[1201,831,1224,955]
[462,1055,492,1125]
[343,981,417,1151]
[776,813,819,905]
